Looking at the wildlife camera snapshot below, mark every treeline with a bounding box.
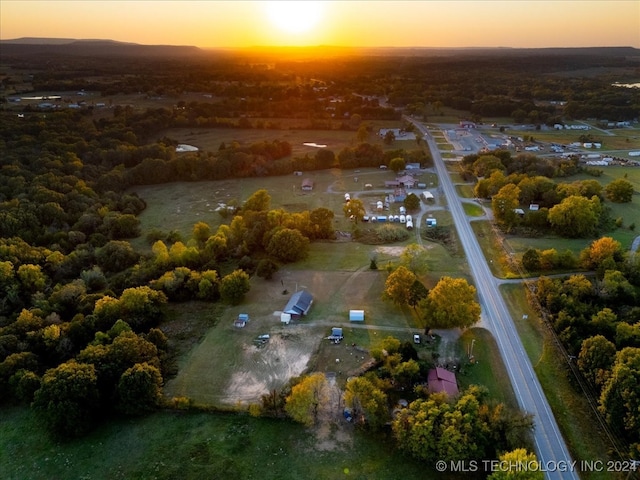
[531,237,640,455]
[0,184,341,437]
[460,150,635,238]
[5,50,638,126]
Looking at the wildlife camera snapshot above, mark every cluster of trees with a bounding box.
[461,150,634,237]
[382,249,481,331]
[521,235,630,275]
[392,385,533,464]
[531,237,640,454]
[274,335,534,467]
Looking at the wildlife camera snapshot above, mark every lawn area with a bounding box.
[462,201,484,217]
[456,328,518,409]
[470,220,515,278]
[455,184,475,198]
[499,284,615,480]
[0,406,434,480]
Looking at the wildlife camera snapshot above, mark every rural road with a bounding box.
[410,121,580,480]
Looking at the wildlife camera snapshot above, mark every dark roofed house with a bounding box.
[427,367,459,396]
[301,178,314,191]
[283,290,313,319]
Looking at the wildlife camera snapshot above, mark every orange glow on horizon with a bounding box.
[0,1,638,49]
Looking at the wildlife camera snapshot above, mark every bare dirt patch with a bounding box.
[222,327,319,404]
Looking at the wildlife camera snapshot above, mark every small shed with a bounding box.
[332,327,343,337]
[301,178,314,191]
[349,310,365,322]
[280,312,291,325]
[426,217,437,227]
[422,191,434,201]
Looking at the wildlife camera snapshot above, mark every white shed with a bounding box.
[349,310,365,322]
[280,312,291,324]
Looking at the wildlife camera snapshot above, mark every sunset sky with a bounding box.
[1,0,638,49]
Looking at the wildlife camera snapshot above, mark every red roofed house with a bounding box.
[427,367,459,396]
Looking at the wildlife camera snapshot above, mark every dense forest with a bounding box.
[1,47,639,461]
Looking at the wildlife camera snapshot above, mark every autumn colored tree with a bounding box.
[343,198,366,223]
[266,228,309,263]
[219,269,251,305]
[356,124,369,143]
[389,157,405,173]
[473,154,504,178]
[547,195,601,238]
[344,375,389,430]
[392,387,490,462]
[492,183,521,231]
[578,335,616,391]
[384,266,418,306]
[420,276,481,330]
[599,347,640,450]
[192,221,211,246]
[404,192,420,211]
[400,243,429,274]
[117,362,163,415]
[605,178,634,203]
[32,361,100,438]
[285,373,329,427]
[243,189,271,212]
[487,449,544,480]
[579,236,624,273]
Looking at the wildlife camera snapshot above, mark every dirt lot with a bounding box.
[221,326,321,404]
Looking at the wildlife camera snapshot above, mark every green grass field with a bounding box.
[456,328,518,409]
[462,202,484,217]
[455,184,474,198]
[0,406,433,480]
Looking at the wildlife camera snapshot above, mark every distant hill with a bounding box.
[1,38,638,61]
[0,38,204,58]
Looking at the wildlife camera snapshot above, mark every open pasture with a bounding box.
[129,167,391,245]
[0,406,429,480]
[160,121,413,158]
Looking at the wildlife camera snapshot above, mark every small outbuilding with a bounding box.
[301,178,314,191]
[422,191,434,201]
[280,312,292,325]
[349,310,365,322]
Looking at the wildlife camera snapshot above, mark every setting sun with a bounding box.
[264,1,325,36]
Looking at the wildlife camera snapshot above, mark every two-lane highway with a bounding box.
[413,121,579,479]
